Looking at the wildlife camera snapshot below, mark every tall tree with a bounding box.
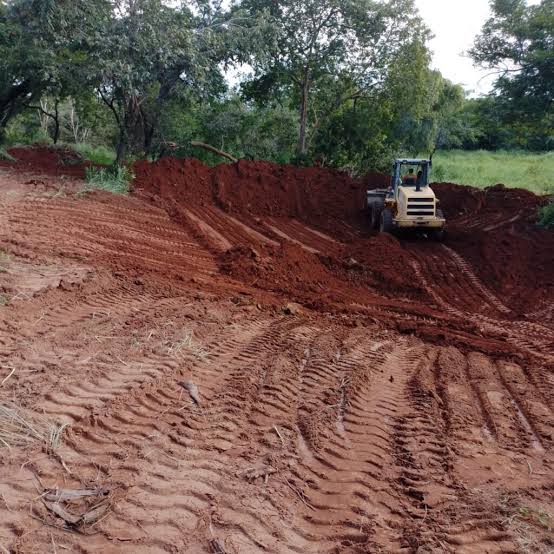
[92,0,271,164]
[0,0,108,144]
[470,0,553,129]
[242,0,429,157]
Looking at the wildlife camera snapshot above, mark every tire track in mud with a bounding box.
[409,244,554,361]
[408,346,554,553]
[284,338,427,552]
[2,171,553,553]
[88,317,319,554]
[392,347,515,553]
[5,197,217,277]
[3,315,281,552]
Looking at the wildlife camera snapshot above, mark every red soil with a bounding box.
[1,152,553,554]
[434,183,553,314]
[134,157,553,316]
[0,145,93,177]
[134,158,367,235]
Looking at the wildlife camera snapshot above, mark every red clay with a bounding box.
[0,152,553,554]
[0,145,93,177]
[134,157,553,316]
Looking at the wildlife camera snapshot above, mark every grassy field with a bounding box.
[429,150,554,195]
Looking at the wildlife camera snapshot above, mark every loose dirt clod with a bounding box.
[179,380,202,405]
[239,464,277,482]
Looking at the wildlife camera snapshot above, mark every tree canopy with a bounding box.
[0,0,552,171]
[470,0,553,149]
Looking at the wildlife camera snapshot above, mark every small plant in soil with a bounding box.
[538,203,554,228]
[83,165,133,194]
[165,328,209,363]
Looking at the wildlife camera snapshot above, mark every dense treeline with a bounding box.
[1,0,552,172]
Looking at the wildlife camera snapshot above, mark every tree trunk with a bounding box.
[52,100,60,144]
[297,67,311,156]
[115,129,128,166]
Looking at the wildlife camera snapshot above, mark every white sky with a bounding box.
[416,0,540,96]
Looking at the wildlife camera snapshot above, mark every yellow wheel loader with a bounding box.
[366,158,446,240]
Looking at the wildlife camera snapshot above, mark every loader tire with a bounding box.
[431,228,445,241]
[380,208,393,234]
[432,209,446,241]
[370,203,383,229]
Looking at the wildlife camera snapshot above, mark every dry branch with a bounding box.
[190,141,238,163]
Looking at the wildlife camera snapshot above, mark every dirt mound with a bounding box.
[436,183,553,314]
[335,234,428,300]
[219,243,341,308]
[2,160,554,554]
[134,157,366,233]
[0,145,92,177]
[362,171,391,190]
[434,182,545,222]
[134,157,553,316]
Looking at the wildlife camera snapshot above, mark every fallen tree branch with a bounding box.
[190,141,238,163]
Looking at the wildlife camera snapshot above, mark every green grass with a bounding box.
[72,143,116,166]
[428,150,554,195]
[83,165,133,194]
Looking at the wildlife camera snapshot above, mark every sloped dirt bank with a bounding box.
[134,157,553,318]
[0,159,553,554]
[0,145,94,177]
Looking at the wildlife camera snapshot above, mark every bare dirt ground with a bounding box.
[0,150,553,553]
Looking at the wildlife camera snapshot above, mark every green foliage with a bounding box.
[242,0,430,155]
[461,96,553,151]
[84,165,133,194]
[308,39,470,174]
[538,203,554,228]
[0,0,552,174]
[428,150,554,194]
[470,0,554,149]
[73,143,115,166]
[89,0,271,164]
[0,0,109,143]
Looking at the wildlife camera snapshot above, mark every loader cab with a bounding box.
[392,159,431,195]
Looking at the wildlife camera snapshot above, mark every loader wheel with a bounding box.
[432,209,446,241]
[380,208,393,234]
[370,203,383,229]
[431,228,445,241]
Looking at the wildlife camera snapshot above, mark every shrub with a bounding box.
[73,143,116,166]
[538,203,554,228]
[83,165,133,194]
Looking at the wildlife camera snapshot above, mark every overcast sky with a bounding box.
[416,0,539,96]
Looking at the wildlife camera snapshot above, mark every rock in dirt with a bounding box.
[282,302,303,316]
[179,380,201,405]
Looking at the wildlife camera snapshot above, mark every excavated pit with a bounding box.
[0,149,552,554]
